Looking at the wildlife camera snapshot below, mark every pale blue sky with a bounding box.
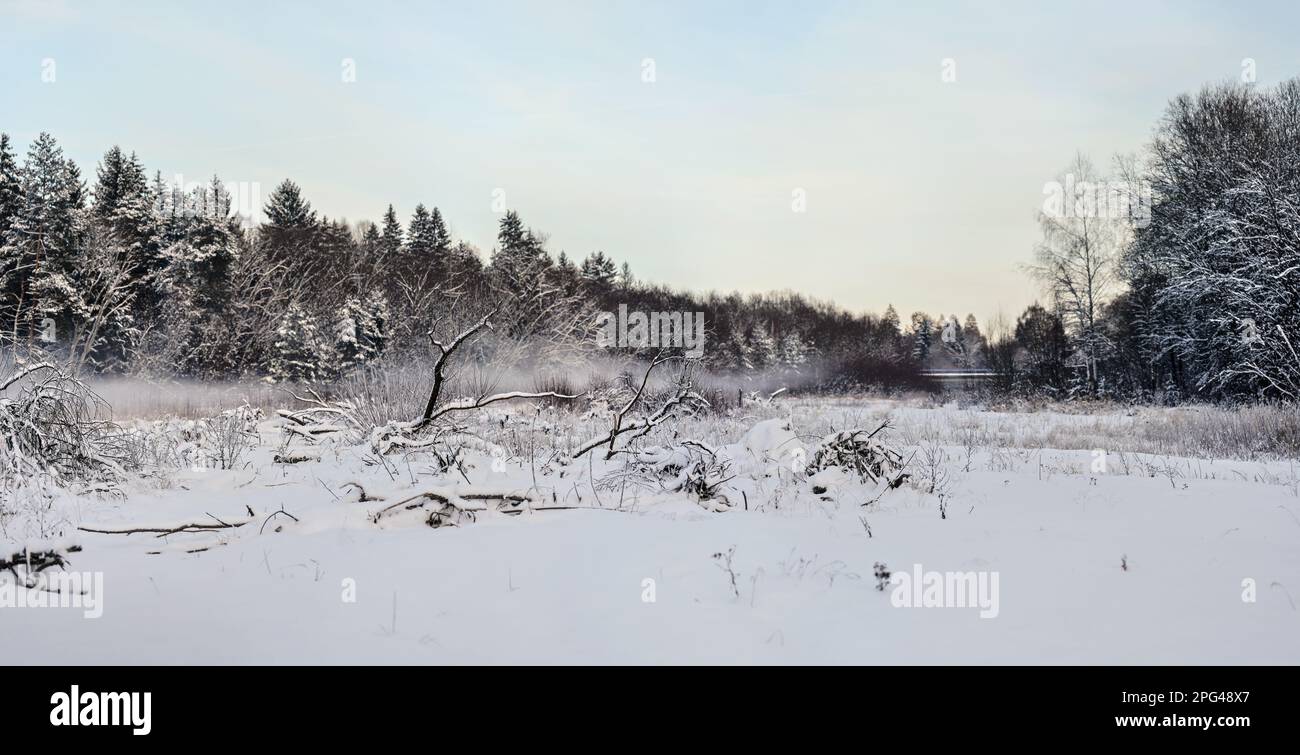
[3,0,1298,324]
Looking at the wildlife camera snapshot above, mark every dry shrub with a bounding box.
[807,426,907,485]
[0,361,128,491]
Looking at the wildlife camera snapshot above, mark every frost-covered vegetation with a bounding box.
[4,71,1300,665]
[4,78,1299,404]
[4,373,1300,663]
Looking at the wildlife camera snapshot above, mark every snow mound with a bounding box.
[717,418,805,477]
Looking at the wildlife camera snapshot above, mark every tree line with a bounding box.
[0,133,935,388]
[3,76,1297,402]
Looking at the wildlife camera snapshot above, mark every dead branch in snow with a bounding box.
[77,518,251,537]
[419,308,499,426]
[807,422,908,487]
[574,353,708,460]
[1,545,80,582]
[260,507,300,534]
[415,307,581,428]
[371,487,536,527]
[341,481,384,502]
[277,389,366,444]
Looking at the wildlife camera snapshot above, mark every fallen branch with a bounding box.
[371,487,536,526]
[341,481,384,502]
[78,519,250,537]
[1,546,80,581]
[260,507,300,535]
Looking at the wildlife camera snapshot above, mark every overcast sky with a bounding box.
[4,0,1299,325]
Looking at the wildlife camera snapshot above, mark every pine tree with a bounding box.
[428,207,450,253]
[407,204,432,255]
[579,251,617,289]
[496,210,528,253]
[261,179,317,267]
[962,313,984,365]
[93,147,148,222]
[2,133,84,342]
[361,222,381,251]
[88,149,159,363]
[269,302,325,382]
[747,325,778,369]
[780,331,810,372]
[0,134,21,233]
[489,210,552,301]
[379,204,404,260]
[157,181,239,314]
[333,297,367,373]
[882,304,900,337]
[333,293,389,373]
[263,179,316,228]
[92,146,159,285]
[554,251,580,296]
[718,329,753,371]
[910,312,933,362]
[0,134,24,329]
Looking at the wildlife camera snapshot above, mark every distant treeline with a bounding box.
[2,77,1298,402]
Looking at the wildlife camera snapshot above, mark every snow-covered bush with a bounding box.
[806,427,906,486]
[119,404,261,471]
[0,362,127,528]
[197,404,261,469]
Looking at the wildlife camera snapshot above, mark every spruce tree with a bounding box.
[261,179,318,271]
[379,204,404,259]
[270,302,325,382]
[3,133,83,341]
[910,312,933,362]
[579,251,617,288]
[407,204,434,259]
[0,134,24,328]
[0,134,21,231]
[883,304,900,337]
[263,179,316,228]
[427,207,450,253]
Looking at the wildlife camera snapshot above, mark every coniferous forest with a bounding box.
[3,78,1299,402]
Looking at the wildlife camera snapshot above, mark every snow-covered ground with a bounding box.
[3,397,1299,664]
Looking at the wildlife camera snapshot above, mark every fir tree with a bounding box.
[910,312,933,362]
[333,293,389,373]
[0,134,22,234]
[579,251,617,289]
[780,331,810,372]
[882,304,900,337]
[263,179,316,228]
[406,204,446,271]
[2,133,83,341]
[488,210,552,303]
[427,207,450,253]
[747,325,778,369]
[379,204,404,259]
[261,179,317,268]
[269,302,326,382]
